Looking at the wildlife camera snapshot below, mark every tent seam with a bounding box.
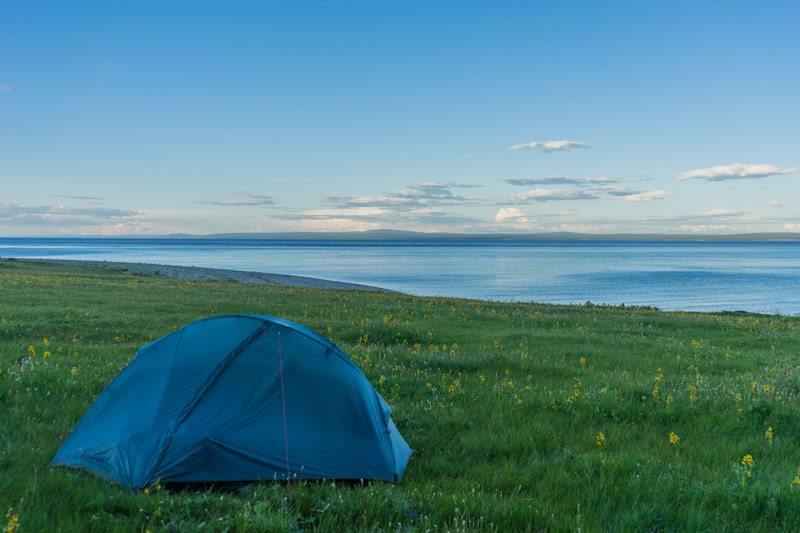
[140,321,270,488]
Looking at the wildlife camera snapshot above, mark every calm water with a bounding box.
[2,238,799,315]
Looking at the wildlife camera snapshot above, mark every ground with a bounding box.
[1,259,800,532]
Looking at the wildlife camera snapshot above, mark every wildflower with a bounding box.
[378,375,386,386]
[43,351,52,359]
[4,509,19,533]
[652,382,660,402]
[688,384,698,402]
[596,431,606,448]
[70,366,79,376]
[691,339,702,349]
[479,374,486,383]
[513,393,522,405]
[792,468,800,487]
[668,432,680,445]
[579,356,587,366]
[765,426,774,444]
[739,454,754,483]
[43,337,49,347]
[27,344,36,357]
[666,395,673,405]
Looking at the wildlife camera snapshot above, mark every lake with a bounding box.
[2,238,799,315]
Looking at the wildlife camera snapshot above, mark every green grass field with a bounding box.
[2,259,800,531]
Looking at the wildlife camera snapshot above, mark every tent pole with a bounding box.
[277,329,292,508]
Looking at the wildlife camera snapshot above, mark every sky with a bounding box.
[1,1,799,236]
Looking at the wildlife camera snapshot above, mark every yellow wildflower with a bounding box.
[4,509,19,533]
[579,356,587,366]
[596,431,606,448]
[688,384,698,402]
[765,426,774,444]
[70,366,78,376]
[43,337,49,347]
[666,395,673,405]
[668,432,680,445]
[792,468,800,486]
[43,351,52,359]
[741,454,754,467]
[27,344,36,357]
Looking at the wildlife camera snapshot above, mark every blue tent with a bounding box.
[52,314,412,489]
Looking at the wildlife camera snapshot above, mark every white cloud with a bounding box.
[328,182,479,209]
[494,207,528,223]
[295,218,383,232]
[622,190,668,202]
[505,176,617,186]
[513,188,599,202]
[675,163,799,181]
[784,223,800,232]
[53,194,107,201]
[300,207,388,218]
[202,193,274,207]
[702,208,735,216]
[508,140,589,153]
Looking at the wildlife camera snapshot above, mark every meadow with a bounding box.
[2,259,800,531]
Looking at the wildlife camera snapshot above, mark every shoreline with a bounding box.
[6,258,395,293]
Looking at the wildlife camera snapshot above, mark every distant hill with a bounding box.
[154,229,800,242]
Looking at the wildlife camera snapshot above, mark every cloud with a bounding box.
[52,194,107,201]
[512,188,599,202]
[0,84,12,93]
[0,203,139,227]
[298,207,389,218]
[494,207,528,223]
[622,190,668,202]
[452,153,496,162]
[702,208,735,216]
[295,218,383,232]
[280,181,483,231]
[328,181,480,209]
[505,176,618,187]
[201,193,275,207]
[784,223,800,232]
[508,140,589,153]
[675,163,799,181]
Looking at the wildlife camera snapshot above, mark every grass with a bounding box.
[2,259,800,531]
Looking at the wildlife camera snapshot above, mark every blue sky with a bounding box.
[2,1,799,235]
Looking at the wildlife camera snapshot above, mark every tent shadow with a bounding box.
[161,478,373,494]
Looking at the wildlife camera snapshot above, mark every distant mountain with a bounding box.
[151,230,800,242]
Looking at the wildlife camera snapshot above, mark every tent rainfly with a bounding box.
[51,314,412,489]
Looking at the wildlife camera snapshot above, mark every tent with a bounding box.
[51,314,412,489]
